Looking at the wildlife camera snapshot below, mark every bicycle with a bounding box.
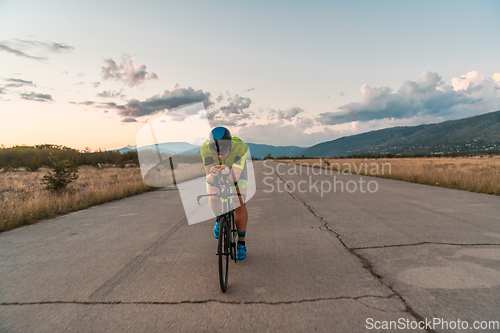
[197,172,244,293]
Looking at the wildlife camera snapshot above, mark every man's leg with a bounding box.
[233,187,248,260]
[234,204,248,240]
[233,187,248,239]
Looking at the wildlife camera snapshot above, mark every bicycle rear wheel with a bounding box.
[218,216,229,292]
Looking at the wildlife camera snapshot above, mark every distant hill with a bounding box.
[138,142,305,159]
[178,143,305,159]
[301,110,500,157]
[115,142,199,155]
[117,145,138,154]
[246,143,305,159]
[115,142,305,159]
[114,110,500,158]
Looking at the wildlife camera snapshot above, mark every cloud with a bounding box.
[269,107,304,121]
[12,39,74,53]
[97,90,125,98]
[20,92,53,102]
[207,118,239,127]
[122,117,138,123]
[101,54,159,87]
[0,39,74,61]
[236,120,338,147]
[48,42,73,52]
[219,95,251,115]
[107,87,211,118]
[242,88,255,93]
[70,100,94,105]
[98,102,125,109]
[316,71,498,125]
[0,44,44,60]
[4,78,35,88]
[207,94,253,127]
[293,117,315,130]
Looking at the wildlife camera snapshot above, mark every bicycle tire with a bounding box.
[218,216,229,292]
[229,211,237,262]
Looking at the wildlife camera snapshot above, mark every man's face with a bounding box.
[218,146,231,160]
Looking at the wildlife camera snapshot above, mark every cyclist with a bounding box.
[200,127,248,260]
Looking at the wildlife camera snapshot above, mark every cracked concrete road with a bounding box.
[270,161,500,332]
[1,161,499,332]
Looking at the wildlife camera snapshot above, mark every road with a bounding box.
[1,161,499,332]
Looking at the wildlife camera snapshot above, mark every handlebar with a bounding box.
[196,192,246,205]
[196,172,246,205]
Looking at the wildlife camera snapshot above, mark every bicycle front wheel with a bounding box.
[229,211,237,262]
[218,216,229,292]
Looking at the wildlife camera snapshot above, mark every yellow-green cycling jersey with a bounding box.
[200,137,248,189]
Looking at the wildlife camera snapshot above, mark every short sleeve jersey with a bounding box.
[200,137,248,170]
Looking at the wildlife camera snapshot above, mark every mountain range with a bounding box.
[115,110,500,158]
[117,142,199,155]
[116,142,305,159]
[301,110,500,157]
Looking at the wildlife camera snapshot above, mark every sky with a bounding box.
[1,0,499,150]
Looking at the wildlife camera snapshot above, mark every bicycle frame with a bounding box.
[197,173,243,254]
[196,172,245,292]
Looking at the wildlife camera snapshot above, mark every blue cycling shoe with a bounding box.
[236,244,247,260]
[213,220,219,239]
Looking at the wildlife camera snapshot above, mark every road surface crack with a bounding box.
[274,168,438,333]
[352,242,500,250]
[0,295,394,307]
[89,216,186,300]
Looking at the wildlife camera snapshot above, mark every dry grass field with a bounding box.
[0,165,155,232]
[282,156,500,196]
[0,162,208,233]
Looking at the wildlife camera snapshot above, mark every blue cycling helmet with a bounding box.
[209,127,232,155]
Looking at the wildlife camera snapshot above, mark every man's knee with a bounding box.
[235,203,247,214]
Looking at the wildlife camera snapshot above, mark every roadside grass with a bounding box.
[282,156,500,196]
[0,165,156,233]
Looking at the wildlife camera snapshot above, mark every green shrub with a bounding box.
[42,155,79,192]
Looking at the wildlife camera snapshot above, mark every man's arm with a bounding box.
[227,149,247,184]
[205,165,220,184]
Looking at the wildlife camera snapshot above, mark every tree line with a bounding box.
[0,144,139,171]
